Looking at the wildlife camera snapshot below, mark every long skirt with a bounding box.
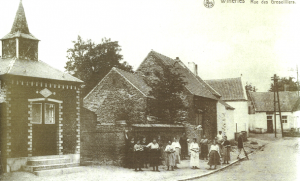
[165,152,175,166]
[190,151,199,167]
[208,150,220,166]
[150,149,160,166]
[222,147,231,162]
[134,151,143,169]
[175,148,181,164]
[200,145,208,159]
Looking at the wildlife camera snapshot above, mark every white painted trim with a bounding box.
[28,98,63,104]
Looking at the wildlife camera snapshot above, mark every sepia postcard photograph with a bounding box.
[0,0,299,180]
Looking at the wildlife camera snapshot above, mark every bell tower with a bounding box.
[1,0,39,61]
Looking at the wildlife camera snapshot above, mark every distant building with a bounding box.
[0,1,83,173]
[205,77,249,138]
[248,91,300,133]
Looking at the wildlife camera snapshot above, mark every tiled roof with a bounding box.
[205,77,246,101]
[0,58,83,83]
[219,100,235,110]
[142,51,219,100]
[250,91,300,112]
[113,67,151,96]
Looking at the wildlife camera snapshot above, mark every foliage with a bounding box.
[65,36,133,95]
[245,82,257,92]
[269,76,299,92]
[144,62,187,124]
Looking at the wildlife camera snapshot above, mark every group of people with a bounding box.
[126,131,245,171]
[126,137,182,171]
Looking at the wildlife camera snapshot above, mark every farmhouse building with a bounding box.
[248,91,300,133]
[205,77,249,138]
[82,50,235,165]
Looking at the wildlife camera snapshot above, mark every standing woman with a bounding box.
[146,139,160,171]
[200,135,209,161]
[133,140,144,171]
[207,139,221,170]
[141,137,149,168]
[165,141,175,171]
[222,136,231,164]
[172,138,181,168]
[189,138,200,169]
[127,137,135,168]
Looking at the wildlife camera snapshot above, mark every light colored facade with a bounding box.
[206,77,249,138]
[249,91,300,133]
[217,102,235,140]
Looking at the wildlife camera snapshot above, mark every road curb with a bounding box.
[178,144,267,181]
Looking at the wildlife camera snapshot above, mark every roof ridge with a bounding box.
[205,77,242,81]
[113,67,148,97]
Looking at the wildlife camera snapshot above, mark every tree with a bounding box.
[245,82,258,92]
[144,63,187,124]
[269,76,299,92]
[65,36,133,95]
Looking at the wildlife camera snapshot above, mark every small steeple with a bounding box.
[11,0,30,34]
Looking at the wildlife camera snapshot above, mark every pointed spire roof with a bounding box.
[1,0,38,40]
[11,0,29,34]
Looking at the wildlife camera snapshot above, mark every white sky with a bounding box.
[0,0,299,91]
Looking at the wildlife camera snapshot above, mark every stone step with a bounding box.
[23,163,79,172]
[34,166,85,176]
[27,158,71,166]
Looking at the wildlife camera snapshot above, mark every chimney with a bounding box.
[188,62,198,76]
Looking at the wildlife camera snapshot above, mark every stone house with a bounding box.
[82,50,235,165]
[248,91,300,133]
[0,1,83,173]
[205,77,249,139]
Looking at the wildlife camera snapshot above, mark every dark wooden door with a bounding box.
[32,103,57,156]
[267,119,273,133]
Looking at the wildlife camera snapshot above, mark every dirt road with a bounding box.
[193,137,300,181]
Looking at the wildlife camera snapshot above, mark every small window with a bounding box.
[45,103,55,124]
[282,116,287,123]
[267,116,273,120]
[32,103,42,124]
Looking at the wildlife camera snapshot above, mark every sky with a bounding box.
[0,0,299,92]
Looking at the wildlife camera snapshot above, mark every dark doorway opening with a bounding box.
[267,116,273,133]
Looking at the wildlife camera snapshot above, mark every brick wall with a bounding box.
[1,76,81,158]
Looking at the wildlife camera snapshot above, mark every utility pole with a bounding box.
[272,74,277,138]
[276,81,284,138]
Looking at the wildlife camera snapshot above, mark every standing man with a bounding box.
[237,132,244,159]
[172,138,181,169]
[179,133,188,160]
[217,131,223,150]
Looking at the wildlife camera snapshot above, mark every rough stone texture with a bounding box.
[81,108,127,166]
[84,70,147,125]
[0,81,7,103]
